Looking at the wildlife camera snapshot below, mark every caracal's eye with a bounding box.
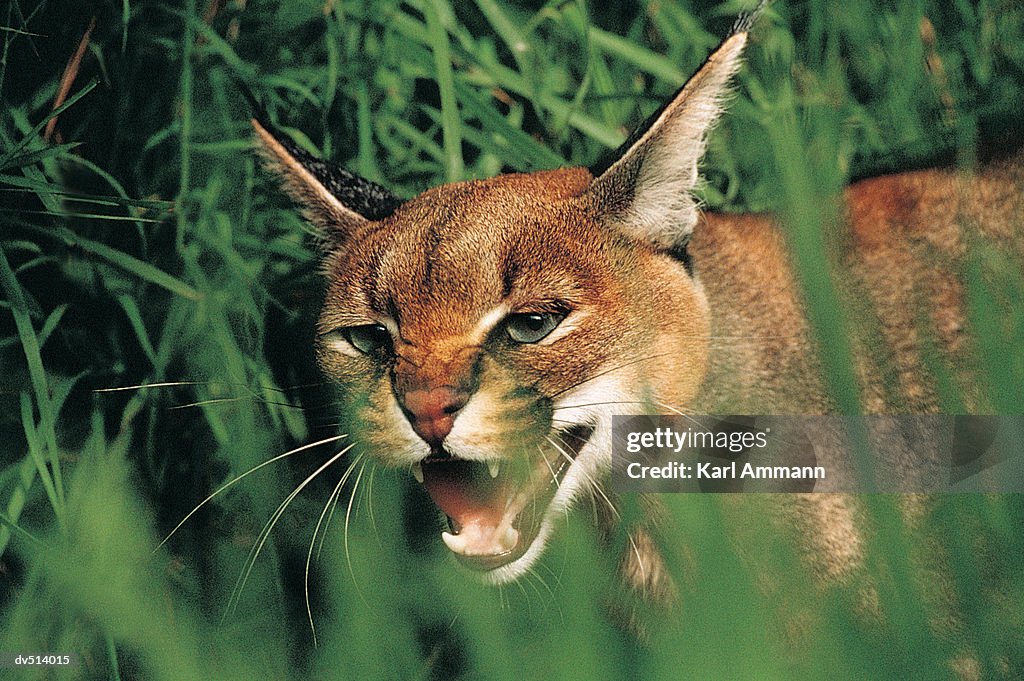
[340,323,392,355]
[505,311,565,344]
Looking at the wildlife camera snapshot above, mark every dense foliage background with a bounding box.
[1,0,1023,679]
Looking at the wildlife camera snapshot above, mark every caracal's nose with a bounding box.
[400,386,470,448]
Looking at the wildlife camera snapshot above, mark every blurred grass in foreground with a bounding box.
[1,0,1023,679]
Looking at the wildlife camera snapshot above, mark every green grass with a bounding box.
[1,1,1023,679]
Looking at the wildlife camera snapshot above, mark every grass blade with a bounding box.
[424,0,464,181]
[51,226,201,300]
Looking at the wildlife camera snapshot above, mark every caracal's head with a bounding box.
[254,30,750,582]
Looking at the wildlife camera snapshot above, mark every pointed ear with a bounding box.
[584,31,749,250]
[251,119,402,243]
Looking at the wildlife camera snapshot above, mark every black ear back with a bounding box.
[253,119,402,221]
[251,116,403,241]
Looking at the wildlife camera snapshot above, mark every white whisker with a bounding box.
[226,442,355,621]
[305,451,364,647]
[537,444,560,487]
[546,435,618,521]
[154,433,347,554]
[343,459,371,607]
[365,463,380,541]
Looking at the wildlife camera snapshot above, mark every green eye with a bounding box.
[341,323,392,355]
[505,312,565,344]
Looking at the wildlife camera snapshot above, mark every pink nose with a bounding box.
[400,386,470,448]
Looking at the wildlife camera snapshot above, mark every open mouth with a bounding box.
[412,424,594,571]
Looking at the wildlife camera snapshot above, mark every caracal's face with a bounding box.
[255,29,748,580]
[315,169,708,581]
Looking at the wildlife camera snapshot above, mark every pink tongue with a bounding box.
[420,460,506,529]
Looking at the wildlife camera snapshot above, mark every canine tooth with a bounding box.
[412,462,424,484]
[442,531,466,554]
[499,526,519,552]
[488,460,500,478]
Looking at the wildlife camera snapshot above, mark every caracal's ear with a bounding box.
[252,118,402,245]
[584,25,753,250]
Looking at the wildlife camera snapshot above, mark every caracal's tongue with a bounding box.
[419,459,519,556]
